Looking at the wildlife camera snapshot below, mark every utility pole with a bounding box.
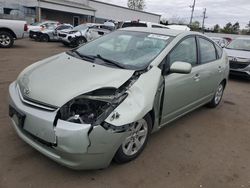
[189,0,196,26]
[37,0,41,22]
[202,8,208,33]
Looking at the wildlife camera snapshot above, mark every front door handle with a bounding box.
[193,74,200,81]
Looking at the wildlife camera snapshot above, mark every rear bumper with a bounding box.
[8,82,129,169]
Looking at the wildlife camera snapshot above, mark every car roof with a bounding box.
[210,37,223,39]
[119,27,188,37]
[235,37,250,40]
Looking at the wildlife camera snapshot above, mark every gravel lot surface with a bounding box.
[0,39,250,188]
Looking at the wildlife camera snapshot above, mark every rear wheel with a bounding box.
[114,114,152,164]
[0,31,14,48]
[207,82,225,108]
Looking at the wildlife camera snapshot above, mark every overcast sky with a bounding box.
[99,0,250,28]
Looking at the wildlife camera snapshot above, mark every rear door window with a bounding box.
[198,37,217,64]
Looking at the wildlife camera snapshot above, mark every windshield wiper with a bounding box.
[68,51,125,69]
[93,54,125,69]
[70,50,95,61]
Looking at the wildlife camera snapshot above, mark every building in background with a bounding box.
[0,0,161,25]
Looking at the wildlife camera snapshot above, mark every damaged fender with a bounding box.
[105,66,162,126]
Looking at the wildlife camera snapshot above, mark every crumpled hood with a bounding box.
[17,53,134,107]
[225,48,250,60]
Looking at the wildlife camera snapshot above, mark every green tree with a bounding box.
[190,21,200,31]
[213,24,220,33]
[127,0,146,10]
[221,22,233,33]
[232,22,240,34]
[246,21,250,34]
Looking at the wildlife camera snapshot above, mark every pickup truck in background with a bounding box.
[0,19,27,48]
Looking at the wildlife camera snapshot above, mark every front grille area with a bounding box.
[17,85,58,111]
[229,61,250,69]
[58,33,67,37]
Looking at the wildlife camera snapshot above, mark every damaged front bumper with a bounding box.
[8,82,129,170]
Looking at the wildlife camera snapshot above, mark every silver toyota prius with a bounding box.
[9,27,229,170]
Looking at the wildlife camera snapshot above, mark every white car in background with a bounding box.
[224,37,250,79]
[210,37,228,48]
[29,21,60,39]
[31,24,73,42]
[166,25,191,31]
[120,20,169,29]
[120,21,190,31]
[59,23,115,47]
[0,19,27,48]
[28,21,59,32]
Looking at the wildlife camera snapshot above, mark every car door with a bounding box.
[160,36,201,125]
[196,37,223,102]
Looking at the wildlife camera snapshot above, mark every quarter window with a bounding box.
[169,37,197,66]
[198,38,217,63]
[215,44,223,59]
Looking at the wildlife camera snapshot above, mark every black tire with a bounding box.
[40,34,49,42]
[76,37,87,47]
[114,114,152,164]
[0,31,14,48]
[207,82,225,108]
[62,42,70,47]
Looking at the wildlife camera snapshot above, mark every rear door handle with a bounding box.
[218,66,222,72]
[193,74,200,81]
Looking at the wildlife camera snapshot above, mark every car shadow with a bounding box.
[229,75,250,83]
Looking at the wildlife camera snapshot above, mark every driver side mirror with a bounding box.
[170,61,192,74]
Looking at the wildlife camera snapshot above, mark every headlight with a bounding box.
[58,89,128,126]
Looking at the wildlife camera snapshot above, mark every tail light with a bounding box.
[24,24,28,32]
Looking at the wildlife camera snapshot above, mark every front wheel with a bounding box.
[76,37,87,47]
[207,82,225,108]
[114,114,152,164]
[40,34,49,42]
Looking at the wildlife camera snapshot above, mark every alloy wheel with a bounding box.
[214,84,224,104]
[0,34,11,46]
[122,119,148,156]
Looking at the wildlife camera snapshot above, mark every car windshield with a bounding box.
[75,30,172,70]
[30,22,40,26]
[226,39,250,51]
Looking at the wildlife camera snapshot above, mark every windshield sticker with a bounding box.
[147,34,170,40]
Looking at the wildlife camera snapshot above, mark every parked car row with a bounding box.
[28,21,115,47]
